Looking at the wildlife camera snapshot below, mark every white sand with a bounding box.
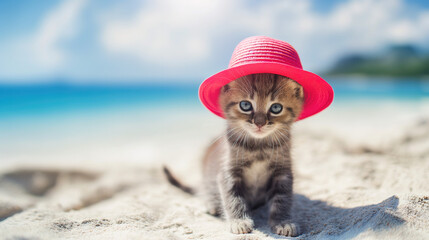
[0,102,429,240]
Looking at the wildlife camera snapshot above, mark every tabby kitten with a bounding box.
[165,73,304,237]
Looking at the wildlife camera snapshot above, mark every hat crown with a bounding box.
[229,36,303,69]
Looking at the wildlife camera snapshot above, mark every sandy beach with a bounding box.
[1,101,429,240]
[1,0,429,238]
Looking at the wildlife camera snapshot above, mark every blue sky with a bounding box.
[0,0,428,84]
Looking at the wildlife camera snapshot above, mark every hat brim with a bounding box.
[199,62,334,120]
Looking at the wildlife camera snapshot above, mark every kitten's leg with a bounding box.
[268,175,299,237]
[204,190,222,216]
[218,172,254,234]
[202,177,223,216]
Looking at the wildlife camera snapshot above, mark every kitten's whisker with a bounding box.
[209,127,243,158]
[208,127,236,146]
[214,127,238,147]
[226,127,243,143]
[229,128,243,149]
[277,131,291,147]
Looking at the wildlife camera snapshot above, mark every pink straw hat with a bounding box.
[199,36,334,120]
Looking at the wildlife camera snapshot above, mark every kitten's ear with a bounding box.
[294,85,304,100]
[284,79,304,100]
[222,84,231,93]
[279,77,304,100]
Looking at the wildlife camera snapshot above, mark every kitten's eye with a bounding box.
[270,103,283,114]
[239,101,253,112]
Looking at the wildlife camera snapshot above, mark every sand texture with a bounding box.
[0,107,429,240]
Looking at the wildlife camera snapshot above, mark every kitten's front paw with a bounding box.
[229,218,254,234]
[271,221,299,237]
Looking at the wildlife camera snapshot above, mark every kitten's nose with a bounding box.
[254,112,267,128]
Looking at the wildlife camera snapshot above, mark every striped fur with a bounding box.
[201,74,304,236]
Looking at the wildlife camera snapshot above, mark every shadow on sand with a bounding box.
[248,194,403,240]
[0,169,99,221]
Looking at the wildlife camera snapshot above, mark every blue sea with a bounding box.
[0,78,429,161]
[0,83,199,119]
[1,78,428,120]
[0,77,428,157]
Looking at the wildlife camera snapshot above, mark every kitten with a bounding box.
[164,73,304,237]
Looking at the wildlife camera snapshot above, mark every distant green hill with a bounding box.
[327,45,429,77]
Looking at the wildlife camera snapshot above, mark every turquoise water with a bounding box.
[328,77,429,99]
[0,77,428,157]
[0,78,428,120]
[0,83,199,119]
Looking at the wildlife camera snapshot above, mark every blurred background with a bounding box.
[0,0,428,165]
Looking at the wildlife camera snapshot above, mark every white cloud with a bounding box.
[99,0,308,66]
[1,0,428,82]
[100,0,429,71]
[101,0,232,66]
[0,0,87,81]
[33,0,87,68]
